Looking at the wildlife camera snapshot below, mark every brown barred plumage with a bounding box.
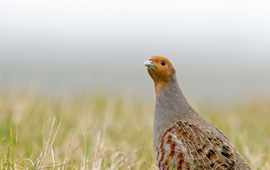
[155,121,237,170]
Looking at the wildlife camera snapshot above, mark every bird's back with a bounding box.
[154,119,251,169]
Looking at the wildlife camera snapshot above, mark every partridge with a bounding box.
[144,56,251,170]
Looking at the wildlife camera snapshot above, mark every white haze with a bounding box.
[0,0,270,102]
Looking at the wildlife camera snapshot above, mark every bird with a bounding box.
[144,56,251,170]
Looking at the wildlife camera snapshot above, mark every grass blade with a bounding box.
[83,133,88,170]
[10,124,14,167]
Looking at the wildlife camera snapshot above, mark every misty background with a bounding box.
[0,0,270,102]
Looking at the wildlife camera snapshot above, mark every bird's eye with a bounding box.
[161,61,166,66]
[150,60,153,63]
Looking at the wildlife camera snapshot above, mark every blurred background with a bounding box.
[1,1,270,169]
[1,0,270,102]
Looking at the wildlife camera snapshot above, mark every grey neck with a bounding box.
[153,74,197,144]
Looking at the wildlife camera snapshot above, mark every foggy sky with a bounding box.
[1,0,270,102]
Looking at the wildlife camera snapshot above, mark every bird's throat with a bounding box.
[155,82,169,98]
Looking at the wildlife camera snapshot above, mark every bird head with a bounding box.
[144,56,176,97]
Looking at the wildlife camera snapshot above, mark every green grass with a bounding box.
[0,91,269,169]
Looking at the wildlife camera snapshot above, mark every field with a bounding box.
[0,90,270,169]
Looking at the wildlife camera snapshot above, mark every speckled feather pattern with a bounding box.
[155,121,238,170]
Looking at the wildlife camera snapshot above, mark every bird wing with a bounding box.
[155,121,237,170]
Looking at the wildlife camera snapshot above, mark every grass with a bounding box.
[0,90,269,169]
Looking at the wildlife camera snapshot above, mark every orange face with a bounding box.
[149,56,173,67]
[144,56,175,97]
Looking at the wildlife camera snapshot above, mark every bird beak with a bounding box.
[144,60,155,67]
